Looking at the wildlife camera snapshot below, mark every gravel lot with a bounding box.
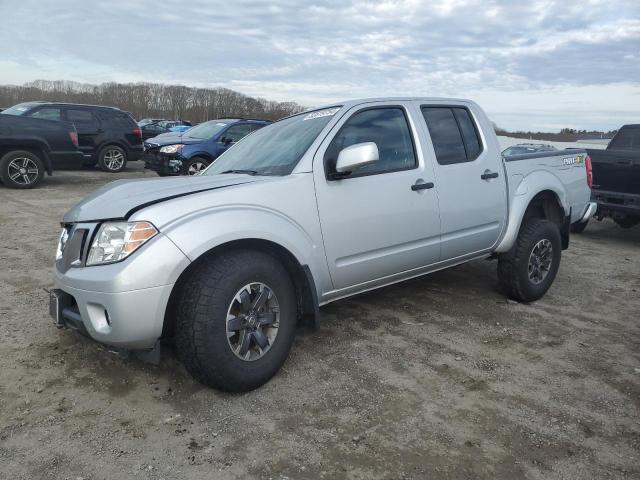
[1,163,639,480]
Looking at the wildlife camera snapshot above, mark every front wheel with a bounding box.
[175,250,297,392]
[498,218,562,302]
[182,156,210,175]
[98,145,127,173]
[0,150,45,189]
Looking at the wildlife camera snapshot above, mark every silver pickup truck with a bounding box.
[51,98,596,391]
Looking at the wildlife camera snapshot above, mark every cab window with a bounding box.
[421,106,483,165]
[324,107,417,178]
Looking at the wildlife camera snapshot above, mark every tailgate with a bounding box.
[588,149,640,195]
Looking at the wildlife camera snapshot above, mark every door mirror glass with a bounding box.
[335,142,379,174]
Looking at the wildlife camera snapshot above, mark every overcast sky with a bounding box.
[0,0,638,131]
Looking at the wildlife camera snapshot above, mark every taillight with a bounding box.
[132,127,142,139]
[69,131,78,147]
[585,154,593,188]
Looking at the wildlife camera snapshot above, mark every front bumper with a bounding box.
[143,150,183,175]
[49,283,173,349]
[52,231,190,349]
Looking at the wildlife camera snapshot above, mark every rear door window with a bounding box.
[28,107,62,121]
[421,106,483,165]
[66,109,101,132]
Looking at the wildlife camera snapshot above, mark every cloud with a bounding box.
[0,0,638,130]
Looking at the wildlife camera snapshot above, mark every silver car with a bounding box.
[51,98,596,391]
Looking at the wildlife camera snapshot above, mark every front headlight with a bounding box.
[55,227,69,261]
[87,221,158,266]
[159,144,184,154]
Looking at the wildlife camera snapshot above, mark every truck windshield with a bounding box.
[205,107,341,176]
[183,121,229,140]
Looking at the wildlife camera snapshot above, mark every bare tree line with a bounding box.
[0,80,305,122]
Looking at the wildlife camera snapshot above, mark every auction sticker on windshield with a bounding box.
[303,107,340,121]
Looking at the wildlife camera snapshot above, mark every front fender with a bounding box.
[160,204,328,295]
[495,169,568,253]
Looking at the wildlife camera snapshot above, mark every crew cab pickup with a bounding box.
[50,98,595,391]
[0,114,82,188]
[581,124,640,230]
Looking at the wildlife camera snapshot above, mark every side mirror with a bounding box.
[335,142,379,175]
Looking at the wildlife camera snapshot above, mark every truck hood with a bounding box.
[145,133,203,146]
[63,174,262,223]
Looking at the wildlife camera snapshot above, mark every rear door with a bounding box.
[313,102,441,291]
[419,103,507,260]
[64,108,101,158]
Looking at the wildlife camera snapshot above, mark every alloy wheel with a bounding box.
[103,149,125,171]
[7,157,39,185]
[226,283,280,361]
[528,239,553,285]
[187,161,206,175]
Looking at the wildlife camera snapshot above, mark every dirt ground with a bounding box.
[0,163,639,480]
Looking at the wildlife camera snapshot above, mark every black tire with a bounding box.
[98,145,127,172]
[497,218,562,302]
[175,250,297,392]
[0,150,45,189]
[570,221,588,234]
[182,156,210,176]
[614,215,640,229]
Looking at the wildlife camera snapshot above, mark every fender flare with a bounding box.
[495,170,568,253]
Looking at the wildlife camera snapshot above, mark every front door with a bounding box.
[420,104,507,260]
[314,103,441,291]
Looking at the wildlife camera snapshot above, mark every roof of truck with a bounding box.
[307,97,472,111]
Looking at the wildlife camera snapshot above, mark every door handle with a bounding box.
[411,181,434,191]
[481,171,499,180]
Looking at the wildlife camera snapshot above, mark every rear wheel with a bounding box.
[98,145,127,172]
[0,150,45,189]
[175,250,297,392]
[498,218,561,302]
[182,156,210,175]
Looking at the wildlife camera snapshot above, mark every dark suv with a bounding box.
[1,102,143,172]
[144,118,270,176]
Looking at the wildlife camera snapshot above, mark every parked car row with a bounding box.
[1,102,143,178]
[0,101,270,187]
[143,118,270,175]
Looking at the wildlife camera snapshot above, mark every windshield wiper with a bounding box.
[220,169,258,175]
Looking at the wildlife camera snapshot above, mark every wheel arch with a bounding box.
[162,238,319,340]
[496,185,569,253]
[185,151,216,163]
[98,140,129,158]
[0,142,53,175]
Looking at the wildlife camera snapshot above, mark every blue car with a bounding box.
[143,118,270,175]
